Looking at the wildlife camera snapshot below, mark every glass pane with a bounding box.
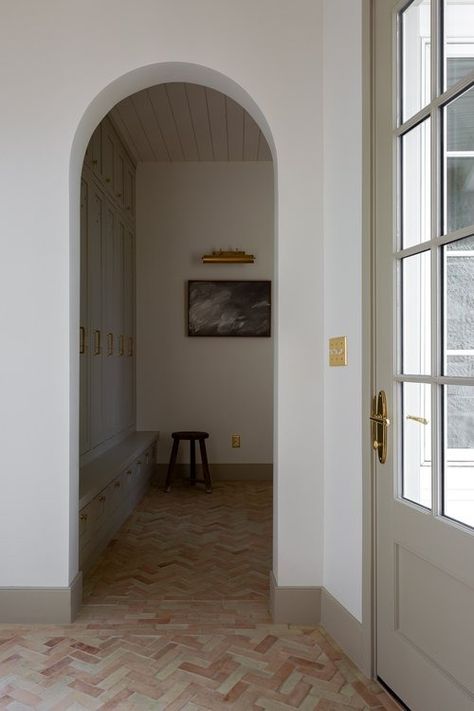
[446,57,474,89]
[401,0,431,122]
[444,235,474,376]
[402,251,431,375]
[445,86,474,233]
[402,119,431,248]
[402,382,432,508]
[444,385,474,528]
[444,2,474,90]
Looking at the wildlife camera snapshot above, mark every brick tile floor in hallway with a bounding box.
[0,481,399,710]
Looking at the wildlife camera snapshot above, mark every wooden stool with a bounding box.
[165,431,212,493]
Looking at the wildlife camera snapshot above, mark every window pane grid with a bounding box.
[396,0,474,530]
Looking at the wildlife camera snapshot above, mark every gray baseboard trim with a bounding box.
[155,462,273,483]
[0,572,83,624]
[321,588,364,670]
[270,572,321,625]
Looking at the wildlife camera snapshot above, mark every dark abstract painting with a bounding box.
[188,280,271,337]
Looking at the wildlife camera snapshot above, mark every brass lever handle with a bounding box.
[370,414,391,427]
[406,415,429,425]
[370,390,390,464]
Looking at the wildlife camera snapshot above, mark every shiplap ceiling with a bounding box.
[110,83,272,163]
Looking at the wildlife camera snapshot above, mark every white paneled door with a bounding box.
[374,1,474,708]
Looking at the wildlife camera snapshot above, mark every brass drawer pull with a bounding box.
[119,335,125,356]
[107,332,114,356]
[128,337,134,357]
[80,326,86,354]
[94,329,101,355]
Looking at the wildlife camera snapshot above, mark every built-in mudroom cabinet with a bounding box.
[79,115,158,571]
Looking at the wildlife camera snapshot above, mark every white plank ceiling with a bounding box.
[110,83,272,163]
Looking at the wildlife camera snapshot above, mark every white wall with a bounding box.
[136,162,274,465]
[323,0,364,621]
[0,0,326,590]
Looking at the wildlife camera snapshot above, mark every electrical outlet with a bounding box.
[232,434,241,448]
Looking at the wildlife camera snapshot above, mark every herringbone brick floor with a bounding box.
[0,481,399,710]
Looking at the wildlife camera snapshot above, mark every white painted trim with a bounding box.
[270,572,321,626]
[321,588,364,671]
[0,572,83,624]
[361,0,376,680]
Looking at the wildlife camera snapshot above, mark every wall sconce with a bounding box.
[201,249,255,264]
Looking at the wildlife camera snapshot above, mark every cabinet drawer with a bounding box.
[79,496,103,548]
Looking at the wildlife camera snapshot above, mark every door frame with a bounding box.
[361,0,382,680]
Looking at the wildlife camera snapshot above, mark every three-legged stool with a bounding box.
[164,431,212,493]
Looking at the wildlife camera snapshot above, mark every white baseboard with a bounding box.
[321,588,364,671]
[0,572,83,624]
[270,572,322,625]
[270,573,365,672]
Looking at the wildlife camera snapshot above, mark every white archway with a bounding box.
[68,62,279,599]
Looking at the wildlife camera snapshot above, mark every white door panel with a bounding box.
[374,1,474,708]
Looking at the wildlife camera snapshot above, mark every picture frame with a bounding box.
[187,280,271,337]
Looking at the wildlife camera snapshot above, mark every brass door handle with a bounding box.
[369,414,391,427]
[406,415,429,425]
[370,390,390,464]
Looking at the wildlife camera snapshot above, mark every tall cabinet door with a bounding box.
[88,185,104,449]
[102,119,115,198]
[79,179,90,455]
[114,218,125,432]
[123,229,135,429]
[101,204,116,442]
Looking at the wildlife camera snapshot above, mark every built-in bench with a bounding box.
[79,431,159,571]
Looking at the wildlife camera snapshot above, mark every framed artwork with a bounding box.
[188,280,271,337]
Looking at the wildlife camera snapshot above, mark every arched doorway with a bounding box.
[70,65,277,614]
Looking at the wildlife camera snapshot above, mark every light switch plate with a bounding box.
[329,336,348,366]
[232,434,241,448]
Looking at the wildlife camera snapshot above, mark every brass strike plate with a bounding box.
[329,336,348,367]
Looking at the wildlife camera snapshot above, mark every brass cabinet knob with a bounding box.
[99,495,106,503]
[80,513,88,521]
